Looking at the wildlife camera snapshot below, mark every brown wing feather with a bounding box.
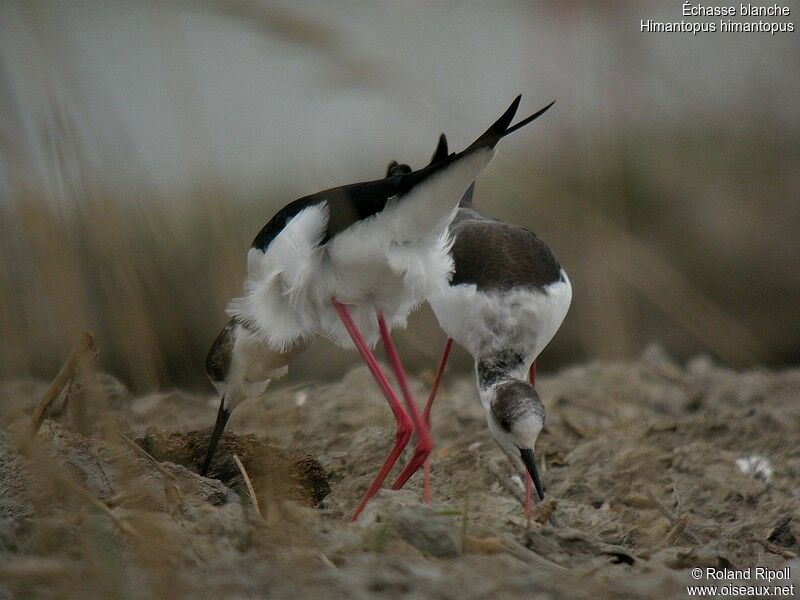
[449,211,561,291]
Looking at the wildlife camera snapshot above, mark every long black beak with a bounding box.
[200,396,230,476]
[519,448,545,501]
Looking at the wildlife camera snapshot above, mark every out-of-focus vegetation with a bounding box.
[0,1,798,392]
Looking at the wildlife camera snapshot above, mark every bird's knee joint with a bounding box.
[395,423,413,444]
[415,438,433,458]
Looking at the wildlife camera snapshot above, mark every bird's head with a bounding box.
[486,379,546,500]
[206,318,295,410]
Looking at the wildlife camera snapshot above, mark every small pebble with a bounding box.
[735,455,773,482]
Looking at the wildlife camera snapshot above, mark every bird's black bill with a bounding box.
[200,396,230,476]
[520,447,545,501]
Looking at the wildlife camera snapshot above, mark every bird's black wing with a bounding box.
[251,159,457,252]
[449,212,562,291]
[250,175,400,251]
[252,96,555,253]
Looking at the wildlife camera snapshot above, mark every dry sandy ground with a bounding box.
[1,345,799,599]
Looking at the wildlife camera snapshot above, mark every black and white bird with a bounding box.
[390,131,571,516]
[201,96,555,520]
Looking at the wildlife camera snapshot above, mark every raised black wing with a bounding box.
[251,175,401,251]
[252,96,554,253]
[251,163,452,252]
[252,144,473,253]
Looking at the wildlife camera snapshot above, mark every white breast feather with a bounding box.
[429,270,572,363]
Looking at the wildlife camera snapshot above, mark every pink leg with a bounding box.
[331,300,413,521]
[524,359,537,515]
[423,338,453,425]
[374,316,433,491]
[421,338,453,503]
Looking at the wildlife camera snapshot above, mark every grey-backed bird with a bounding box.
[388,127,570,515]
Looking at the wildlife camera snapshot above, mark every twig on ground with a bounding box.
[318,553,340,571]
[60,475,139,539]
[645,489,702,544]
[561,415,592,438]
[233,454,262,518]
[665,515,689,544]
[766,515,793,543]
[65,378,91,436]
[760,540,797,560]
[760,517,796,559]
[494,530,568,573]
[29,331,97,437]
[116,430,184,511]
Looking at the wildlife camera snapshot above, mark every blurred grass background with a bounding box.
[0,1,798,392]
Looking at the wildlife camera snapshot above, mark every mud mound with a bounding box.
[137,428,330,506]
[2,348,799,599]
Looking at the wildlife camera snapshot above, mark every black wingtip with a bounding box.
[466,96,555,153]
[467,95,524,151]
[489,96,522,138]
[498,95,522,130]
[504,99,555,137]
[428,133,449,166]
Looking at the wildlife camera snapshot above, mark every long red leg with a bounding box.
[423,338,453,426]
[420,338,453,502]
[375,316,433,491]
[331,300,413,521]
[524,359,538,517]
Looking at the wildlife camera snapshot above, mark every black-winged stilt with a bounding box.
[390,129,571,516]
[201,96,555,520]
